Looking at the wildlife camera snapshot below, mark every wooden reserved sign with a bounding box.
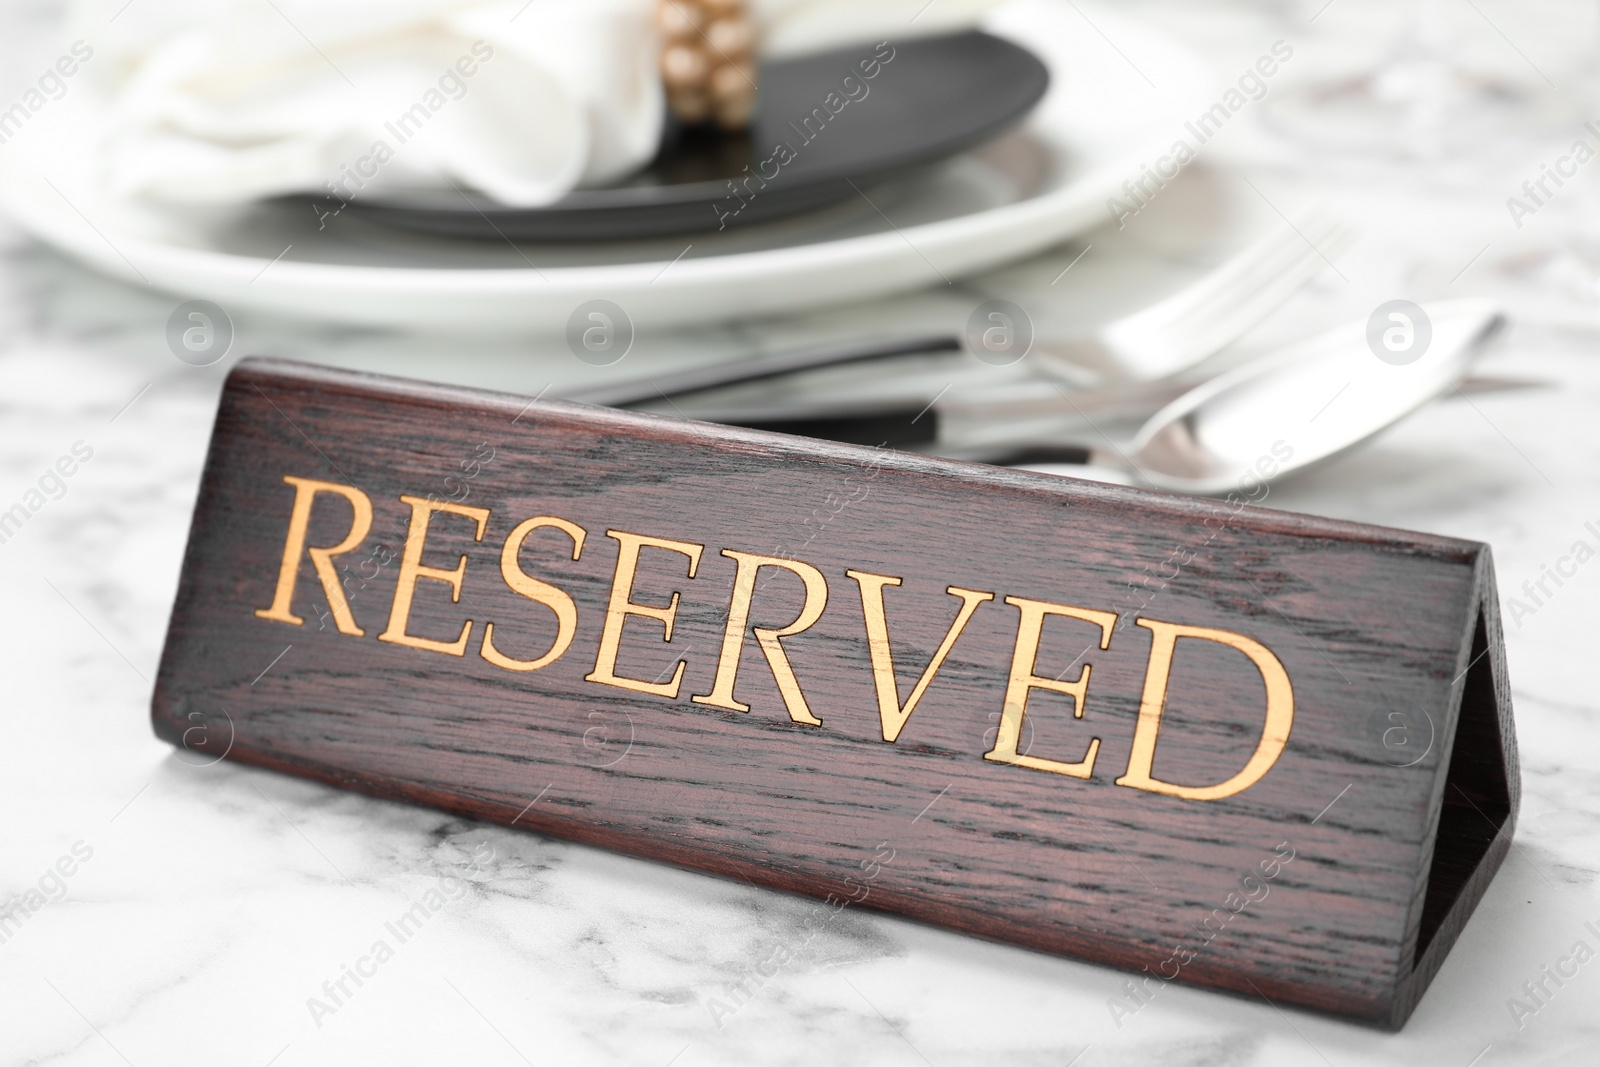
[155,358,1518,1028]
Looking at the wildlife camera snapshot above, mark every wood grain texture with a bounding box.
[152,358,1519,1029]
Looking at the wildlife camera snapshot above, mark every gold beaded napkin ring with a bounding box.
[656,0,758,131]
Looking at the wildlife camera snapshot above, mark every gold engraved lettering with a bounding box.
[481,516,587,672]
[693,551,829,726]
[1116,618,1294,800]
[846,571,994,743]
[378,496,490,657]
[255,476,374,635]
[984,596,1116,778]
[585,530,704,698]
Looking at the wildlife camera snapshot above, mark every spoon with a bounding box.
[974,299,1506,493]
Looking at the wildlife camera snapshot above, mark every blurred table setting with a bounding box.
[4,0,1600,1064]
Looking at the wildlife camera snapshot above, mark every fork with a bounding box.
[563,207,1356,410]
[1035,205,1355,381]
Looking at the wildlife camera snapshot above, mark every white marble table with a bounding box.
[5,2,1600,1064]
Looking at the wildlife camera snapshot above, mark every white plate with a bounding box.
[0,1,1213,332]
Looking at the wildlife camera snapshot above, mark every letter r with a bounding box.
[255,477,374,635]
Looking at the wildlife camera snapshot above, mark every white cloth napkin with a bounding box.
[754,0,1002,57]
[71,0,1003,208]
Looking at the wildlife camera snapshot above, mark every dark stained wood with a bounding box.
[153,357,1519,1029]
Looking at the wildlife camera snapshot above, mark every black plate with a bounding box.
[341,31,1048,242]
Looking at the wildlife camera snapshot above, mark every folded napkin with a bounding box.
[754,0,1002,57]
[71,0,1003,208]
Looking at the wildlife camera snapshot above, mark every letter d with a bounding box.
[1116,618,1294,800]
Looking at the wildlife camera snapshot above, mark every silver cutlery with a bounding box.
[1032,205,1355,382]
[564,207,1356,409]
[980,299,1507,493]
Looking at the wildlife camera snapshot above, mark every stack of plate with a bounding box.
[0,1,1214,331]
